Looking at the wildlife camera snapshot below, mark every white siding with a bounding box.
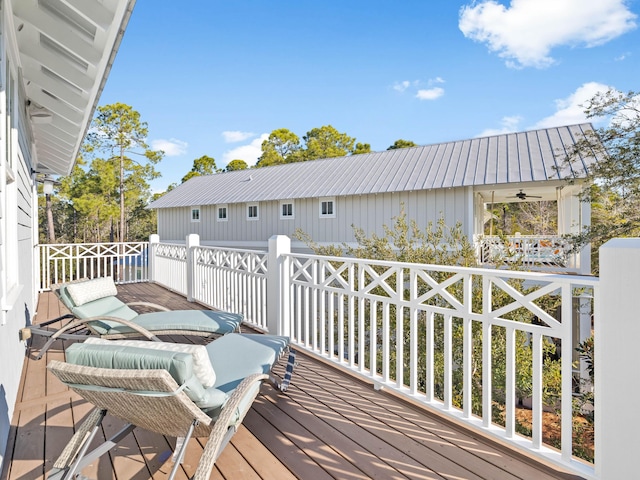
[157,188,473,248]
[0,28,37,467]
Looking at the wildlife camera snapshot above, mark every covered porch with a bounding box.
[2,282,582,480]
[474,182,590,273]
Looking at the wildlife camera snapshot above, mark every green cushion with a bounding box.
[205,333,289,393]
[65,343,227,410]
[71,296,138,334]
[57,283,78,310]
[104,310,242,336]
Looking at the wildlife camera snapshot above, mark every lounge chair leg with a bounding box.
[48,411,136,480]
[48,409,107,479]
[271,349,296,392]
[169,420,198,480]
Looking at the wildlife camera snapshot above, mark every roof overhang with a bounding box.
[10,0,136,176]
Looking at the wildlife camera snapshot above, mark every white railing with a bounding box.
[279,250,597,478]
[39,235,620,478]
[191,246,268,330]
[150,242,188,295]
[478,235,578,271]
[38,242,149,290]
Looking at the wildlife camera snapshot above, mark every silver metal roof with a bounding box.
[149,123,598,209]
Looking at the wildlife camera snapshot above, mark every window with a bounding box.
[280,201,294,219]
[217,205,228,222]
[247,203,259,220]
[191,207,200,222]
[319,197,336,218]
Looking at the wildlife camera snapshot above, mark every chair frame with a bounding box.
[47,360,270,480]
[24,281,241,359]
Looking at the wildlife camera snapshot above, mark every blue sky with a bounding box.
[98,0,640,192]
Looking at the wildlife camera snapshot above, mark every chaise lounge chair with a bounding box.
[23,276,243,359]
[47,332,296,480]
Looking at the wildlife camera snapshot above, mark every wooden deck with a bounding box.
[1,282,585,480]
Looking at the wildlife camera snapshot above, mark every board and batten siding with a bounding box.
[156,187,474,248]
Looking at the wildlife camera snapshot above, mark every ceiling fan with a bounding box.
[508,189,542,200]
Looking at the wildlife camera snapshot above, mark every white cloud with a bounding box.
[477,115,523,137]
[416,87,445,101]
[221,134,268,167]
[393,80,412,92]
[151,138,188,156]
[222,130,255,143]
[459,0,637,68]
[429,77,445,85]
[532,82,612,129]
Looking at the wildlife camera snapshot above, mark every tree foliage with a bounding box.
[256,128,301,167]
[38,104,162,243]
[256,124,366,167]
[560,89,640,272]
[182,155,220,183]
[84,103,163,242]
[225,159,248,171]
[387,139,417,150]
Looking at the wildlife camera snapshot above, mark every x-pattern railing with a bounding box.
[283,252,597,474]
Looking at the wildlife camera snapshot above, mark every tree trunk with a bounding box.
[119,147,125,243]
[45,193,56,243]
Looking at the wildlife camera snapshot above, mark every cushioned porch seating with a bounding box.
[47,333,295,480]
[25,276,243,359]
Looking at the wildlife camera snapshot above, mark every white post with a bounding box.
[148,234,159,283]
[186,234,200,302]
[596,238,640,479]
[267,235,291,336]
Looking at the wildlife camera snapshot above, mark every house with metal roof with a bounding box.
[149,123,597,273]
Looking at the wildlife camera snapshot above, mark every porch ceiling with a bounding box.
[10,0,135,176]
[475,181,581,204]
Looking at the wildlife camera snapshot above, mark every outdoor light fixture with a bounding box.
[42,176,54,195]
[32,169,58,195]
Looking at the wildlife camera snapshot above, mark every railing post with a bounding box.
[148,234,159,283]
[596,238,640,479]
[267,235,290,336]
[186,234,200,302]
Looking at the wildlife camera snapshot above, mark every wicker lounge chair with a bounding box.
[47,333,295,480]
[23,276,243,359]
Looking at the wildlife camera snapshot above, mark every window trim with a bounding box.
[280,201,295,220]
[217,204,228,222]
[190,207,201,222]
[247,203,259,221]
[319,197,336,218]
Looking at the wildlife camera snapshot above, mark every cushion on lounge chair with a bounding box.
[103,310,242,336]
[206,333,289,393]
[55,277,243,336]
[65,342,228,411]
[66,276,118,306]
[85,337,216,388]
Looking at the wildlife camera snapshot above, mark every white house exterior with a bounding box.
[150,124,597,271]
[0,0,135,469]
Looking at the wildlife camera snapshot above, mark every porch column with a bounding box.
[267,235,291,336]
[596,238,640,478]
[148,234,159,283]
[186,234,199,302]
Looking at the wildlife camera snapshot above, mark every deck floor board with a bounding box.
[2,282,586,480]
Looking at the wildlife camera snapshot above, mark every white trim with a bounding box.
[280,201,294,220]
[190,207,200,222]
[319,197,336,218]
[217,204,228,222]
[247,203,259,221]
